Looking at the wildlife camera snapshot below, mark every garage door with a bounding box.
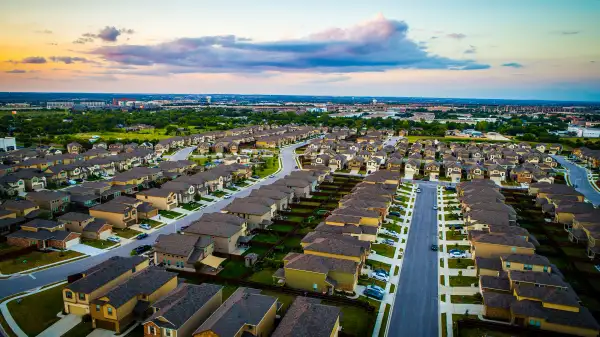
[98,230,111,240]
[95,319,117,331]
[65,237,80,249]
[68,304,88,315]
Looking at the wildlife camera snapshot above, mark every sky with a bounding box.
[0,0,599,101]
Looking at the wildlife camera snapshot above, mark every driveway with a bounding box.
[68,244,105,256]
[168,146,196,161]
[38,314,81,337]
[388,184,439,337]
[553,155,600,205]
[0,140,311,298]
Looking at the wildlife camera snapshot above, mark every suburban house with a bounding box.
[6,218,80,249]
[142,283,223,337]
[57,212,113,240]
[63,256,149,315]
[26,190,70,213]
[272,297,341,337]
[153,233,224,272]
[90,267,178,333]
[192,287,278,337]
[160,180,196,204]
[470,233,535,258]
[135,188,178,210]
[1,199,40,217]
[89,200,138,228]
[223,199,272,231]
[182,214,247,254]
[273,252,360,294]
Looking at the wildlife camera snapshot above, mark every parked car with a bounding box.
[449,251,467,258]
[137,233,149,240]
[433,205,438,210]
[295,166,298,169]
[269,175,276,178]
[373,268,389,276]
[416,188,422,193]
[372,271,390,282]
[383,239,395,246]
[132,245,152,255]
[382,230,400,238]
[224,195,232,199]
[139,223,151,230]
[389,211,401,217]
[431,244,438,251]
[107,236,121,243]
[364,285,385,300]
[252,175,260,179]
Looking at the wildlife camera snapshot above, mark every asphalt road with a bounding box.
[388,183,439,337]
[553,155,600,205]
[0,141,308,298]
[168,146,196,161]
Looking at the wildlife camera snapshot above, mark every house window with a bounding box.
[149,326,155,335]
[524,264,533,271]
[543,266,548,272]
[107,307,113,315]
[65,291,73,299]
[96,305,100,312]
[511,247,516,253]
[505,262,511,268]
[78,293,86,301]
[528,319,541,327]
[164,328,171,337]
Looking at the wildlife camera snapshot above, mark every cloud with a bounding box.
[35,29,53,34]
[47,43,58,46]
[502,62,524,68]
[552,30,580,35]
[464,45,477,54]
[89,16,489,74]
[306,75,351,84]
[446,33,467,39]
[49,56,94,64]
[20,56,47,64]
[5,69,27,74]
[74,26,134,44]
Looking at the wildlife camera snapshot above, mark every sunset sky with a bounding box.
[1,0,599,101]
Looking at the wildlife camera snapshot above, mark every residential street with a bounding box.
[168,146,196,161]
[0,141,307,298]
[553,155,600,205]
[388,183,439,337]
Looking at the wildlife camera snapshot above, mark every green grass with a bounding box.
[390,284,396,294]
[141,219,163,227]
[451,294,483,304]
[222,285,239,300]
[282,236,302,249]
[448,244,471,252]
[260,290,296,313]
[242,245,270,257]
[63,321,94,337]
[449,276,479,287]
[246,269,277,285]
[81,238,118,250]
[252,233,280,244]
[446,230,467,241]
[378,304,392,337]
[76,129,173,141]
[383,222,402,233]
[331,299,375,337]
[0,250,84,274]
[358,276,387,289]
[379,233,399,242]
[199,196,214,202]
[447,259,475,269]
[159,210,184,219]
[366,259,391,273]
[255,156,280,178]
[441,313,447,337]
[284,215,305,222]
[394,265,399,276]
[7,284,65,336]
[371,243,396,258]
[211,190,228,198]
[180,202,202,211]
[219,260,250,279]
[269,224,295,232]
[113,227,142,239]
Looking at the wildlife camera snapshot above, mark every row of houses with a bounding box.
[454,180,600,337]
[273,170,401,294]
[62,256,342,336]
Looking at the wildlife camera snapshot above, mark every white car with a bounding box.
[139,224,151,230]
[433,205,438,210]
[223,195,232,199]
[449,251,467,258]
[107,236,121,243]
[372,271,390,282]
[384,230,401,238]
[416,188,422,193]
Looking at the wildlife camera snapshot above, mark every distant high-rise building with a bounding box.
[372,99,378,105]
[206,96,212,104]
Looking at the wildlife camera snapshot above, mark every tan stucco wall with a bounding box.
[472,242,535,259]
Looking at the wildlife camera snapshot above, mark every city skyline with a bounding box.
[1,0,599,101]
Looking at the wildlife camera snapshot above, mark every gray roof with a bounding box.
[224,200,271,215]
[272,297,341,337]
[137,188,173,198]
[144,283,223,329]
[83,219,110,233]
[2,199,38,210]
[475,257,502,271]
[284,252,358,274]
[26,190,68,201]
[480,275,511,292]
[94,266,177,308]
[193,287,277,337]
[183,221,242,238]
[58,212,94,222]
[198,212,246,226]
[511,299,600,330]
[482,292,515,309]
[304,237,365,258]
[501,254,550,266]
[508,270,568,288]
[66,256,148,293]
[154,233,212,259]
[22,218,61,229]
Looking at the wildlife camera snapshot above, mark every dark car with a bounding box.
[295,166,299,169]
[389,211,401,217]
[136,233,149,240]
[132,244,152,255]
[431,244,438,251]
[252,175,260,179]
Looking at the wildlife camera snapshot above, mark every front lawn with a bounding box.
[199,196,214,202]
[358,276,387,289]
[142,219,163,227]
[284,215,305,222]
[371,243,396,258]
[326,299,375,337]
[447,259,475,269]
[81,238,118,250]
[7,284,65,336]
[211,190,228,198]
[181,202,202,211]
[383,222,402,233]
[113,227,142,239]
[255,156,280,178]
[451,294,483,304]
[445,230,467,241]
[159,210,184,219]
[0,250,84,274]
[378,304,392,337]
[378,233,399,242]
[63,321,94,337]
[449,276,479,287]
[365,259,391,273]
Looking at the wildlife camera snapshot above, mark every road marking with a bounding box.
[29,274,36,280]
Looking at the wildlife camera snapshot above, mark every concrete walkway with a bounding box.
[69,243,105,256]
[38,314,82,337]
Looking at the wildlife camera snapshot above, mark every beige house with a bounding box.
[153,233,219,272]
[136,188,178,210]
